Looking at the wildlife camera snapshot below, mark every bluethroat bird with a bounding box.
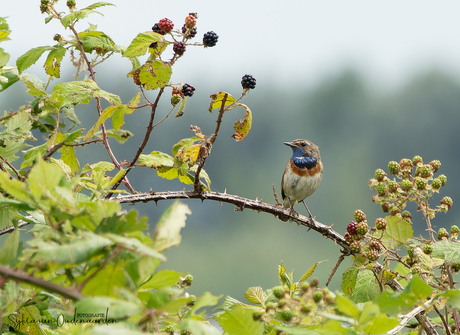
[281,139,323,219]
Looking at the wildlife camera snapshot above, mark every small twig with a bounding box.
[0,264,84,301]
[326,254,345,286]
[433,304,451,335]
[152,105,176,129]
[68,139,103,147]
[0,111,18,122]
[446,264,460,332]
[0,155,23,181]
[272,183,282,206]
[23,141,66,178]
[0,221,30,236]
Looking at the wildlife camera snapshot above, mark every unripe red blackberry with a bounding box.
[401,210,412,220]
[369,241,381,251]
[381,203,390,213]
[354,209,366,223]
[429,160,441,173]
[312,291,323,303]
[280,309,293,322]
[203,31,218,47]
[423,244,433,255]
[241,74,256,89]
[173,41,186,56]
[309,277,319,288]
[390,206,401,216]
[388,161,400,175]
[349,241,361,254]
[438,227,449,240]
[388,181,399,193]
[367,250,379,262]
[185,15,197,28]
[181,83,195,97]
[132,70,141,86]
[414,177,427,190]
[158,18,174,33]
[440,196,453,210]
[451,225,460,239]
[182,25,197,39]
[152,23,166,35]
[375,218,387,230]
[401,179,413,191]
[415,165,433,178]
[438,174,447,186]
[375,169,387,181]
[344,232,353,243]
[347,221,358,235]
[172,86,184,97]
[412,155,423,166]
[431,178,442,190]
[357,222,369,235]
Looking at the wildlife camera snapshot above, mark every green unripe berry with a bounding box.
[440,196,453,210]
[451,263,460,273]
[309,277,319,288]
[354,209,366,223]
[407,245,415,257]
[401,179,413,191]
[272,286,285,299]
[265,302,276,311]
[438,174,447,186]
[186,295,196,306]
[399,158,413,171]
[280,309,293,322]
[164,325,175,334]
[401,210,412,220]
[367,250,379,262]
[357,222,369,235]
[429,160,441,173]
[423,244,433,255]
[415,177,427,190]
[183,274,193,286]
[431,178,442,190]
[344,232,353,243]
[277,298,287,308]
[300,282,310,292]
[388,180,399,193]
[301,303,313,314]
[412,155,423,166]
[376,184,387,196]
[312,291,323,303]
[349,241,361,254]
[438,228,449,240]
[416,165,433,178]
[388,161,400,175]
[171,94,181,106]
[375,218,387,230]
[390,206,401,216]
[180,330,191,335]
[252,311,262,321]
[375,169,387,181]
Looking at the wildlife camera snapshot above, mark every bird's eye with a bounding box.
[301,142,307,147]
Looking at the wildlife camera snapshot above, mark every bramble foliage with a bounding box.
[0,2,460,335]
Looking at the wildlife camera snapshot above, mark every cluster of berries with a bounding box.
[369,156,451,219]
[344,210,385,262]
[151,15,219,58]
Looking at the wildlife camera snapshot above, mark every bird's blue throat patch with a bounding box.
[291,147,317,169]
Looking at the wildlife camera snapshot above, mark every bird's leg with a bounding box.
[301,200,314,221]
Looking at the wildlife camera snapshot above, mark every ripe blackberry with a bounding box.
[152,23,166,35]
[173,42,186,56]
[347,221,358,235]
[241,74,256,89]
[182,25,197,38]
[181,83,195,97]
[203,31,218,47]
[158,18,174,33]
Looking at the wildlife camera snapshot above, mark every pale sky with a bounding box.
[3,0,460,88]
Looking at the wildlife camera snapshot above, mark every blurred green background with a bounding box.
[2,0,460,304]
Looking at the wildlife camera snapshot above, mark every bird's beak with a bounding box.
[283,141,294,147]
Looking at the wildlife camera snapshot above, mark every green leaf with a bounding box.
[139,269,186,290]
[60,2,115,28]
[31,233,113,265]
[217,296,252,310]
[123,32,162,58]
[0,48,9,67]
[244,287,266,305]
[335,294,360,318]
[208,91,236,112]
[0,65,19,91]
[403,274,432,300]
[191,292,223,314]
[215,308,264,335]
[379,216,413,248]
[297,261,325,285]
[104,233,166,261]
[16,46,53,73]
[139,151,174,169]
[362,312,399,334]
[19,73,47,97]
[81,263,126,297]
[349,269,380,303]
[78,30,115,54]
[274,326,320,335]
[75,296,141,320]
[0,172,35,204]
[28,159,64,201]
[172,136,201,156]
[181,319,221,335]
[138,60,171,90]
[0,228,19,264]
[112,105,128,130]
[44,46,66,78]
[104,129,133,143]
[431,239,460,259]
[15,306,43,334]
[231,104,252,142]
[84,105,124,140]
[153,201,191,252]
[175,95,187,117]
[439,289,460,309]
[341,266,359,296]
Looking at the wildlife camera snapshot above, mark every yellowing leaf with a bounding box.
[138,60,171,90]
[231,104,252,142]
[208,91,236,112]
